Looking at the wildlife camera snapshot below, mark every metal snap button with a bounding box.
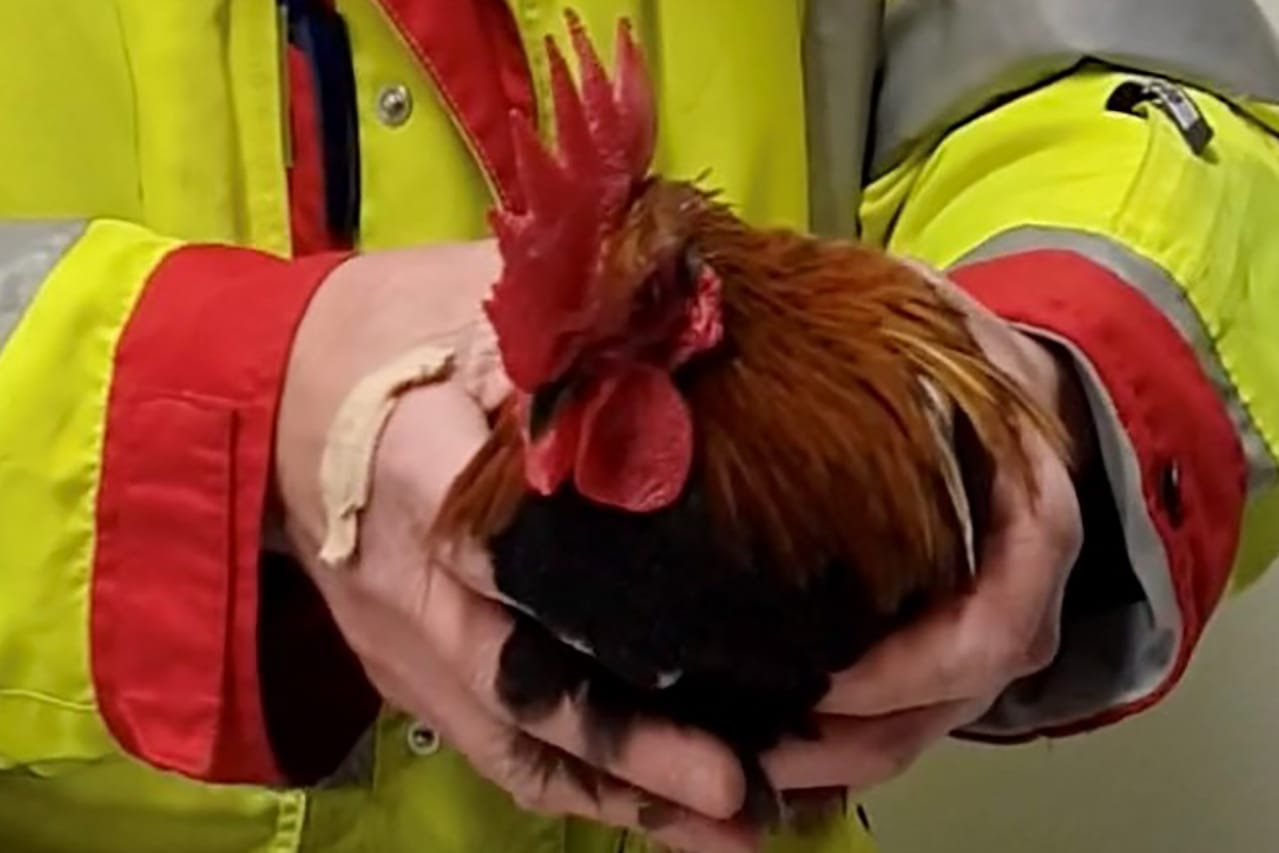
[406,721,440,756]
[376,83,413,127]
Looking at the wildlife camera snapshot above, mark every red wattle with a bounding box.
[574,364,692,512]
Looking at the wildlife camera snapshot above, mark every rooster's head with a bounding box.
[485,12,723,513]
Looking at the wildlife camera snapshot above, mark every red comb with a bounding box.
[484,11,657,391]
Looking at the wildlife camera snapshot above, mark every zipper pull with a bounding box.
[1106,77,1214,157]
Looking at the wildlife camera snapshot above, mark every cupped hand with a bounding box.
[273,242,755,853]
[765,262,1088,795]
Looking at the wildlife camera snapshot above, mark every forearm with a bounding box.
[872,66,1279,737]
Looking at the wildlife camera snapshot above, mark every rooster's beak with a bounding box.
[527,373,577,441]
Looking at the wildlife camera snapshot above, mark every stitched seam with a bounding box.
[374,0,513,208]
[0,689,97,713]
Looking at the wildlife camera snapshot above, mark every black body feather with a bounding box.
[488,477,933,826]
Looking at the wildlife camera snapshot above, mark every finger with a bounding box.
[763,700,974,792]
[373,656,757,853]
[421,567,746,819]
[432,534,508,601]
[472,734,756,853]
[819,446,1078,717]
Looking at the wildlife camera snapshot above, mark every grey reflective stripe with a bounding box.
[957,227,1279,494]
[955,226,1274,736]
[801,0,882,238]
[874,0,1279,176]
[967,333,1181,735]
[0,221,88,348]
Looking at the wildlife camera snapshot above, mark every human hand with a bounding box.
[764,263,1088,795]
[273,243,755,853]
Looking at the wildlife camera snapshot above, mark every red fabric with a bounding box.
[374,0,534,207]
[92,245,350,784]
[951,249,1246,738]
[286,45,336,256]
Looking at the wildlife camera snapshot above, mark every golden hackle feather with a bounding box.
[436,179,1068,618]
[436,8,1067,613]
[666,185,1067,609]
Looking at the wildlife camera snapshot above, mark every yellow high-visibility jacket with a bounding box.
[1,1,1277,851]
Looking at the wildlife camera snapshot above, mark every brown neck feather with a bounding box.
[434,190,1067,616]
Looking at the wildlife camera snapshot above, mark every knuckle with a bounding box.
[991,625,1028,676]
[1051,511,1084,563]
[1019,623,1062,675]
[469,654,504,707]
[869,743,919,786]
[510,786,547,814]
[506,773,554,814]
[940,617,993,694]
[483,743,555,815]
[459,628,510,709]
[884,747,915,778]
[967,605,1032,682]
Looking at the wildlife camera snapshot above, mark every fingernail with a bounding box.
[684,757,745,819]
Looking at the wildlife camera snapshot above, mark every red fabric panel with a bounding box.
[92,245,350,783]
[286,45,335,256]
[951,249,1246,737]
[375,0,534,208]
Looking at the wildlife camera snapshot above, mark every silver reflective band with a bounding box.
[874,0,1279,175]
[0,221,87,349]
[967,331,1181,736]
[957,227,1279,494]
[954,227,1276,735]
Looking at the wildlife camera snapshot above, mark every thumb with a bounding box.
[453,313,514,413]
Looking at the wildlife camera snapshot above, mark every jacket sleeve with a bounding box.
[874,67,1279,739]
[0,217,348,782]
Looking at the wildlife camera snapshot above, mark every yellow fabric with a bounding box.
[298,713,877,853]
[514,1,810,232]
[1234,487,1279,593]
[0,220,178,773]
[341,0,812,249]
[0,3,140,221]
[862,66,1279,588]
[0,754,305,853]
[0,1,871,851]
[337,0,496,248]
[108,0,281,247]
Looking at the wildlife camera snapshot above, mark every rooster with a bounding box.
[432,11,1065,829]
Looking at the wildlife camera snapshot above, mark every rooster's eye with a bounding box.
[528,373,577,440]
[637,278,662,310]
[678,247,701,295]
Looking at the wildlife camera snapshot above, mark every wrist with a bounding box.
[273,242,503,554]
[1053,346,1098,475]
[1010,329,1097,474]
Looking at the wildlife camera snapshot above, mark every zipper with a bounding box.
[279,0,362,246]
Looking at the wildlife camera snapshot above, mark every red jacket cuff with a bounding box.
[91,244,349,784]
[951,249,1246,736]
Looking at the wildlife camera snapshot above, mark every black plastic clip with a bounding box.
[1106,78,1214,157]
